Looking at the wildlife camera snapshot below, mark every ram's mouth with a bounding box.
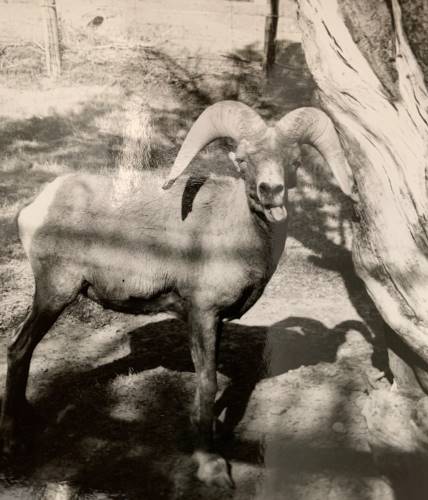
[264,205,288,223]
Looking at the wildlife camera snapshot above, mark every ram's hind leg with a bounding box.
[189,308,233,488]
[0,267,81,454]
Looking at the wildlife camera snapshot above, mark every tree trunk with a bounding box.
[41,0,61,78]
[263,0,279,77]
[296,0,428,391]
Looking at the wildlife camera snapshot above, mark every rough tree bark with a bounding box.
[40,0,61,78]
[263,0,280,77]
[296,0,428,394]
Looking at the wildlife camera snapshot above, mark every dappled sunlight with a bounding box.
[0,310,386,498]
[108,367,196,424]
[0,25,398,499]
[289,147,353,254]
[0,86,116,120]
[0,98,124,174]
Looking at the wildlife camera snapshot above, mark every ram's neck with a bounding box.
[229,178,288,276]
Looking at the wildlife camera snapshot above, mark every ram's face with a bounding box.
[230,136,301,224]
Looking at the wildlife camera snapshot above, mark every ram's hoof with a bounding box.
[193,451,234,488]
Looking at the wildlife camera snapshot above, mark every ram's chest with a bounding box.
[188,236,275,317]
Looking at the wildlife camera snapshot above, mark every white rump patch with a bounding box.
[19,175,70,258]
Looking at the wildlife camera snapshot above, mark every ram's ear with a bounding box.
[228,152,243,173]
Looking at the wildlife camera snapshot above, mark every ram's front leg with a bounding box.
[188,308,233,488]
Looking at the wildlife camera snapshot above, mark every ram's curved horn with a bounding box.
[163,101,267,189]
[275,107,354,196]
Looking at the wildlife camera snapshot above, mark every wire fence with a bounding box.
[0,0,301,53]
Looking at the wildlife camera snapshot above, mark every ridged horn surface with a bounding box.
[163,101,267,189]
[275,107,354,196]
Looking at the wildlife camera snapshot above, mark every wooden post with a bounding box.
[41,0,61,78]
[263,0,279,77]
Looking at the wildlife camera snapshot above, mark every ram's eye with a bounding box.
[235,158,248,172]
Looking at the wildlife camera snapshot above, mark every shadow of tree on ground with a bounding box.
[0,315,383,499]
[0,100,123,174]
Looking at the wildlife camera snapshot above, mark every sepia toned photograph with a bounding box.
[0,0,427,498]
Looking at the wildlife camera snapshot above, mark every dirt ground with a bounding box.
[1,27,428,500]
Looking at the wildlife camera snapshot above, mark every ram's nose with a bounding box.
[258,181,284,199]
[257,181,287,223]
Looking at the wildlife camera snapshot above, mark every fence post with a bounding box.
[40,0,61,78]
[263,0,279,77]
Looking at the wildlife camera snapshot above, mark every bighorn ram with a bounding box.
[1,101,352,487]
